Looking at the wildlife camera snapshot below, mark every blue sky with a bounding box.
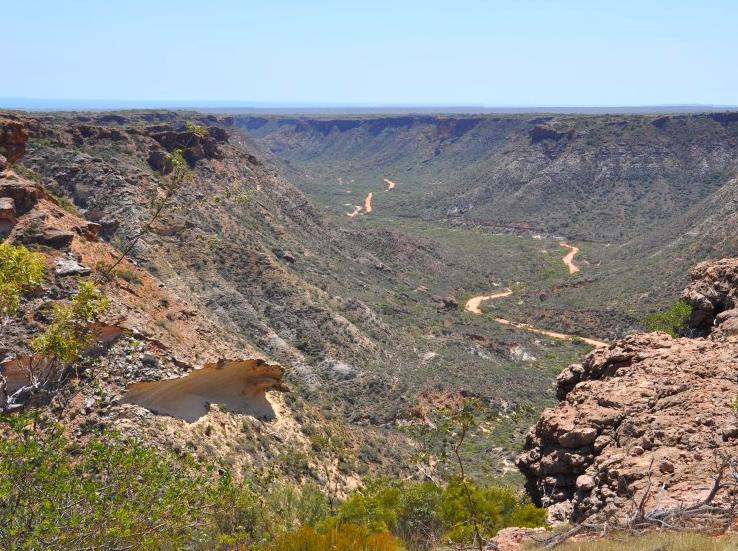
[5,0,738,106]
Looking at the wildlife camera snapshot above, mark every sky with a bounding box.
[4,0,738,107]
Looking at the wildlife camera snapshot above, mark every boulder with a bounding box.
[487,527,547,551]
[20,228,75,250]
[0,197,16,233]
[0,176,46,215]
[683,258,738,335]
[54,256,91,277]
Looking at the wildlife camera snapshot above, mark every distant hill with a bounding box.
[236,112,738,244]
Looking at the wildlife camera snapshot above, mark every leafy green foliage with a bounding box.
[0,414,229,550]
[0,243,45,317]
[30,281,109,364]
[643,300,692,337]
[335,478,545,550]
[0,412,542,550]
[186,121,208,138]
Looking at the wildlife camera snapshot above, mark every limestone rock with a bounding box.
[122,359,288,423]
[519,258,738,524]
[487,527,547,551]
[0,174,47,215]
[20,228,75,250]
[683,258,738,336]
[54,256,92,277]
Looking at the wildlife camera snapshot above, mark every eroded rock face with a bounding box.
[0,118,29,164]
[682,258,738,335]
[518,258,738,524]
[122,359,288,423]
[146,124,225,171]
[0,172,48,215]
[0,197,16,233]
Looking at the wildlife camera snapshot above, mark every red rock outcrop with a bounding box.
[0,117,29,166]
[518,258,738,523]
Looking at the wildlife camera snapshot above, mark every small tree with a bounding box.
[0,243,45,327]
[3,281,108,411]
[30,280,109,364]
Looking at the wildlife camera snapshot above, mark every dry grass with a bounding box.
[532,531,738,551]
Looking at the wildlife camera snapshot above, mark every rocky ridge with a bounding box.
[518,257,738,523]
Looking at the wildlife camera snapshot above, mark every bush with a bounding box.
[0,243,45,317]
[335,477,545,550]
[31,281,109,364]
[643,300,692,337]
[0,412,544,550]
[255,524,401,551]
[0,414,241,550]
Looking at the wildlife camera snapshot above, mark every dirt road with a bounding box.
[560,242,580,274]
[464,288,513,314]
[364,192,373,213]
[464,288,607,347]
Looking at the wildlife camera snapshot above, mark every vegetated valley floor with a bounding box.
[236,112,738,480]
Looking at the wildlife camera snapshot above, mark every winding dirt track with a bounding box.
[346,205,362,217]
[464,288,513,314]
[364,192,373,213]
[560,242,580,274]
[464,289,607,348]
[343,179,600,346]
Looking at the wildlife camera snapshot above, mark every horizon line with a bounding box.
[2,98,738,115]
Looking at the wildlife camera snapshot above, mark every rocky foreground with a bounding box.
[518,257,738,524]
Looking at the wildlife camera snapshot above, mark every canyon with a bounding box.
[2,109,738,547]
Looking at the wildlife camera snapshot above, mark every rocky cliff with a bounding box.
[518,257,738,523]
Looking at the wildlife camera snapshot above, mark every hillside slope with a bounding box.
[237,113,738,244]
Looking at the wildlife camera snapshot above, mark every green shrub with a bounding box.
[0,414,241,550]
[116,268,142,285]
[0,243,45,317]
[31,281,109,364]
[335,477,545,550]
[643,300,692,337]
